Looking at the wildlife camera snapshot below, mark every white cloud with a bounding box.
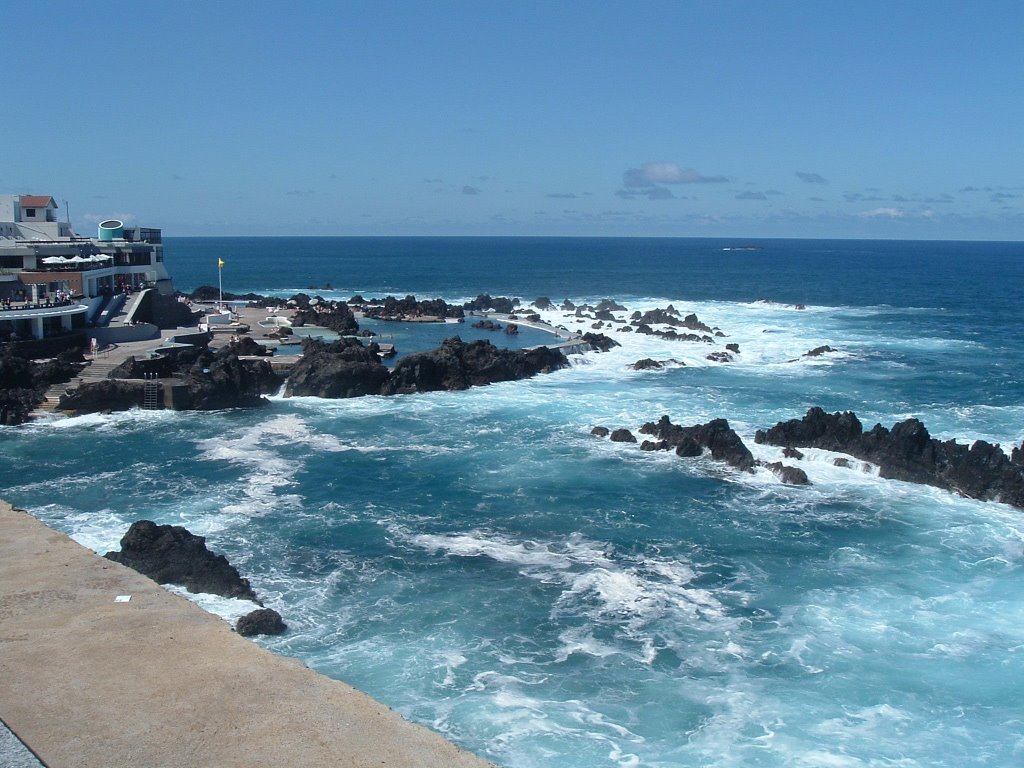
[623,162,727,187]
[861,207,907,218]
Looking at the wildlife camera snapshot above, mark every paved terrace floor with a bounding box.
[0,501,494,768]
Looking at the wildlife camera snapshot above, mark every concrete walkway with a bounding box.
[0,502,494,768]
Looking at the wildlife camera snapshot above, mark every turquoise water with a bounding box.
[3,237,1024,767]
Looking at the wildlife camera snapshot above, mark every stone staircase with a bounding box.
[32,357,120,416]
[79,358,121,382]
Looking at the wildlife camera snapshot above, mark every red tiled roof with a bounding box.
[19,195,57,208]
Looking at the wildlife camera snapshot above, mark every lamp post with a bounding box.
[217,258,225,309]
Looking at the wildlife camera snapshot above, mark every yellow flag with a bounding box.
[218,258,225,268]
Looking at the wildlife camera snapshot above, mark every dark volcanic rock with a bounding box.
[532,297,554,310]
[383,337,567,395]
[591,426,610,437]
[105,520,259,602]
[0,387,40,425]
[285,338,390,398]
[640,440,669,451]
[595,299,628,313]
[291,299,360,334]
[0,348,89,424]
[59,379,146,413]
[640,416,755,471]
[472,319,501,331]
[726,343,740,353]
[610,428,637,443]
[833,457,854,468]
[804,345,837,357]
[674,438,703,457]
[706,351,733,363]
[580,333,620,352]
[561,299,576,311]
[363,294,464,321]
[763,461,811,485]
[756,407,1024,508]
[236,608,287,637]
[504,323,519,335]
[143,292,202,329]
[782,447,805,460]
[755,407,863,453]
[463,294,518,314]
[632,358,664,370]
[181,349,282,409]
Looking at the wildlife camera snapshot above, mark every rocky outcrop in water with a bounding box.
[463,295,518,314]
[180,348,282,410]
[383,337,567,394]
[362,295,464,321]
[610,428,636,443]
[763,461,810,485]
[755,407,1024,508]
[284,338,391,398]
[63,344,283,414]
[105,520,260,602]
[634,324,714,343]
[580,332,619,352]
[236,608,287,636]
[640,416,755,471]
[804,345,837,357]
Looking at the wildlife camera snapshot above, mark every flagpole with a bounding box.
[218,258,224,310]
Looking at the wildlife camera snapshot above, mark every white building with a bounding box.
[0,194,173,342]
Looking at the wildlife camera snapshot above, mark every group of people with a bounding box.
[1,289,76,310]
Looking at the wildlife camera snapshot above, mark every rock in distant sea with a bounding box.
[105,520,260,603]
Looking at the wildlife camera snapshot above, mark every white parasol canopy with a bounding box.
[41,256,68,264]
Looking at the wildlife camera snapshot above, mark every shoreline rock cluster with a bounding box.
[105,520,287,636]
[286,336,569,398]
[0,347,86,425]
[755,407,1024,508]
[594,407,1024,508]
[593,416,809,485]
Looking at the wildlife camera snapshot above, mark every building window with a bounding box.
[25,209,36,218]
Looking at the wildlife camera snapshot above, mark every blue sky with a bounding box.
[5,1,1023,239]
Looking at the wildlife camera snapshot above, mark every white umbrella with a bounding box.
[41,256,67,264]
[67,255,88,263]
[94,254,112,261]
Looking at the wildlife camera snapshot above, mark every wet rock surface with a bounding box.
[756,407,1024,508]
[640,416,756,471]
[105,520,260,603]
[236,608,288,637]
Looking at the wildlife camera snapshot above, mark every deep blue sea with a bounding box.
[4,237,1024,767]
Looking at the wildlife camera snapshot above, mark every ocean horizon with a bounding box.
[4,235,1024,767]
